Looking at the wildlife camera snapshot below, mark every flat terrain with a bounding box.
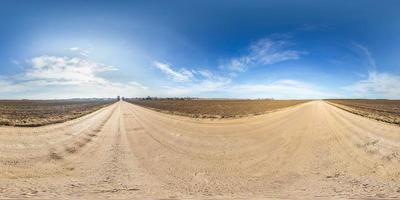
[125,99,309,118]
[0,99,116,126]
[0,100,399,199]
[326,99,400,125]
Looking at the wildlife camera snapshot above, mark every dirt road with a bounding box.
[1,101,399,199]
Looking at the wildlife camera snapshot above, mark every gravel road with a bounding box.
[1,101,399,199]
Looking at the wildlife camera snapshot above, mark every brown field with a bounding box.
[125,99,309,118]
[0,99,116,127]
[326,99,400,125]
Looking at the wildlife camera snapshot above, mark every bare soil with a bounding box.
[125,99,309,118]
[0,99,116,127]
[0,101,399,199]
[326,99,400,125]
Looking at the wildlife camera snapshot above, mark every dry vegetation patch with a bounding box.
[326,99,400,125]
[126,99,309,118]
[0,99,116,126]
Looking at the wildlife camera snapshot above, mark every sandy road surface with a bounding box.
[0,101,399,199]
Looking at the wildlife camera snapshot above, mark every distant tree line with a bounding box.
[126,96,201,101]
[124,96,276,101]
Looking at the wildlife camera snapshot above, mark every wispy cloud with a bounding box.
[27,55,116,86]
[153,60,330,99]
[0,80,25,93]
[344,71,400,99]
[153,61,193,82]
[153,36,313,98]
[0,55,148,99]
[229,80,333,99]
[161,78,331,99]
[297,24,330,32]
[69,47,91,57]
[352,42,376,70]
[129,81,148,90]
[151,61,231,96]
[223,37,306,72]
[343,44,400,99]
[69,47,79,51]
[156,67,232,96]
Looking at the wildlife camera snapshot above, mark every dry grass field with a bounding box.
[0,99,116,127]
[125,99,309,118]
[326,99,400,125]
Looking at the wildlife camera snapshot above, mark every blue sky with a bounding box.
[1,0,400,99]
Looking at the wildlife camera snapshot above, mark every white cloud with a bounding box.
[129,81,148,90]
[250,38,303,64]
[224,37,305,72]
[10,59,20,66]
[69,47,79,51]
[160,79,331,99]
[155,65,330,99]
[0,55,148,99]
[0,80,26,93]
[196,70,214,79]
[153,61,193,82]
[195,70,232,92]
[69,47,91,57]
[352,42,376,70]
[344,44,400,99]
[26,55,116,86]
[344,71,400,99]
[6,82,148,99]
[1,56,333,99]
[229,80,331,99]
[161,79,229,97]
[152,60,331,99]
[154,67,232,96]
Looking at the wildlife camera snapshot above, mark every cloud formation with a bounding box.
[153,60,329,99]
[150,37,323,99]
[225,37,305,72]
[229,80,332,99]
[69,47,91,57]
[161,69,232,96]
[153,61,193,82]
[345,71,400,99]
[352,42,376,70]
[0,56,148,99]
[27,55,116,86]
[0,80,25,93]
[160,78,331,99]
[343,44,400,99]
